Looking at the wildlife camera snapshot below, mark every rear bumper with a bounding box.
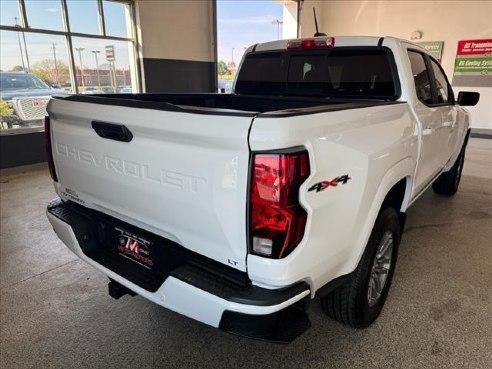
[46,199,311,342]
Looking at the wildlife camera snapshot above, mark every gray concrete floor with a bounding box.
[1,138,491,369]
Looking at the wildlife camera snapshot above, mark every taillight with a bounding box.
[249,150,310,258]
[287,37,335,51]
[44,116,58,182]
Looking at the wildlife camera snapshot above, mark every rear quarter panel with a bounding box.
[248,103,419,293]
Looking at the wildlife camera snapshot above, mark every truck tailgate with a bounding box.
[47,98,254,271]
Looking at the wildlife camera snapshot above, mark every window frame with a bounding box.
[0,0,141,95]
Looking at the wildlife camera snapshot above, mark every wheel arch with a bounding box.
[381,176,412,233]
[342,158,414,278]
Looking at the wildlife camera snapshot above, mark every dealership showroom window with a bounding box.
[0,1,491,368]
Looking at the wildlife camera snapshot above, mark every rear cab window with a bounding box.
[235,47,400,100]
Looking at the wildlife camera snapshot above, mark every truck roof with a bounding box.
[246,36,426,54]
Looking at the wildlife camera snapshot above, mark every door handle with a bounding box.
[423,127,434,136]
[442,121,453,128]
[92,121,133,142]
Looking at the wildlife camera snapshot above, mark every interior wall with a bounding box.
[135,0,216,93]
[0,132,47,169]
[300,0,492,131]
[282,0,299,39]
[298,0,325,38]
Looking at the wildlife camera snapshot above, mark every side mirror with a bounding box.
[457,91,480,106]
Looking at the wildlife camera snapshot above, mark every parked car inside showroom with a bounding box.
[0,72,69,129]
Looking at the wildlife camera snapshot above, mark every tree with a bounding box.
[0,98,13,118]
[31,59,70,85]
[217,60,229,76]
[10,65,25,72]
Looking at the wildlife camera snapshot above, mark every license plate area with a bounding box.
[78,217,175,292]
[54,199,250,293]
[115,227,154,271]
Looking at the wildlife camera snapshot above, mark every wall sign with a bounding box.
[452,39,492,87]
[417,41,444,62]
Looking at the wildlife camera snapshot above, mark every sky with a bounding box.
[0,0,285,72]
[217,0,284,64]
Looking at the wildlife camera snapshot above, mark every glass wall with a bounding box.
[0,0,139,133]
[216,0,298,93]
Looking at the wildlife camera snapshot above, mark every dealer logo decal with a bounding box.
[308,174,351,193]
[116,230,154,269]
[120,237,141,254]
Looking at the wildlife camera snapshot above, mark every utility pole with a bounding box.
[52,43,58,84]
[13,17,26,71]
[91,50,101,89]
[111,62,117,93]
[231,48,235,65]
[22,30,30,71]
[75,47,85,87]
[272,19,283,40]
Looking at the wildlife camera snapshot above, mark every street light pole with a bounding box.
[272,19,284,40]
[52,43,58,84]
[13,17,26,71]
[75,47,85,88]
[91,50,101,89]
[22,31,30,71]
[111,62,117,93]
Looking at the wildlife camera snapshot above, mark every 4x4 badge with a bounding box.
[308,174,351,192]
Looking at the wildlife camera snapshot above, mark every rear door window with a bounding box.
[407,50,433,105]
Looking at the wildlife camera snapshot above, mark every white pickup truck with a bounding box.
[46,36,479,342]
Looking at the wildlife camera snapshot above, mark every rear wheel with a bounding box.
[432,145,466,196]
[320,207,401,328]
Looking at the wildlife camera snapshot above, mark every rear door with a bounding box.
[48,98,254,271]
[407,49,443,193]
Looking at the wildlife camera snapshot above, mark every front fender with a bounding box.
[443,108,470,172]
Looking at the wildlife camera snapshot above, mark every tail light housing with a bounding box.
[249,150,310,258]
[44,116,58,182]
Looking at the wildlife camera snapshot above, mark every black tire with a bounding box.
[432,145,466,197]
[320,207,401,328]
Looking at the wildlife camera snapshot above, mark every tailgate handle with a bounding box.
[92,121,133,142]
